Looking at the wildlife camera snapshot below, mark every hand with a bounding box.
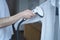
[20,9,36,19]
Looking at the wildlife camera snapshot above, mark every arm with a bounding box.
[0,13,23,28]
[0,9,35,28]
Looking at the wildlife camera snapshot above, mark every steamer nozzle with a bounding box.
[32,6,44,17]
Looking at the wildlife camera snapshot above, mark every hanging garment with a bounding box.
[20,0,56,40]
[0,0,13,40]
[40,0,56,40]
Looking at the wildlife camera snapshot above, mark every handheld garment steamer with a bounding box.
[14,6,44,40]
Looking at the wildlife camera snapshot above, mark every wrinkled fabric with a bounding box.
[40,1,56,40]
[51,0,56,7]
[0,0,13,40]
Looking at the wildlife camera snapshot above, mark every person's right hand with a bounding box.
[20,9,36,19]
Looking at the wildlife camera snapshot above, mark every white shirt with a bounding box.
[20,1,56,40]
[0,0,13,40]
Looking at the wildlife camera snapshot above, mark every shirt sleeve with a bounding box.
[0,0,10,18]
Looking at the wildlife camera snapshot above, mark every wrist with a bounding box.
[18,12,24,19]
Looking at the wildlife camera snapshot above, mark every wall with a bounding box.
[16,0,29,13]
[39,0,46,4]
[6,0,17,16]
